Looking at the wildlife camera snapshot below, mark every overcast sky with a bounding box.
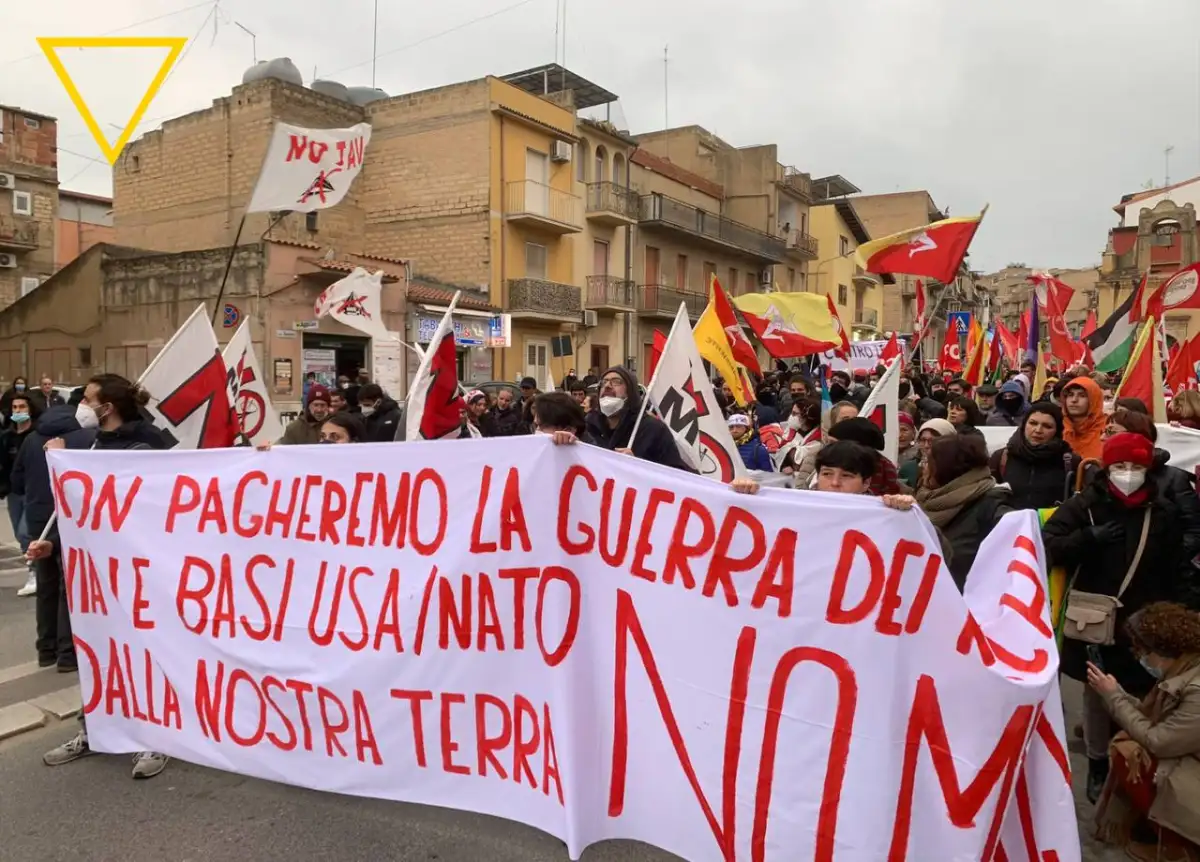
[6,0,1200,273]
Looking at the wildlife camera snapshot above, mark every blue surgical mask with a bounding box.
[10,412,29,424]
[14,384,24,392]
[1139,657,1165,680]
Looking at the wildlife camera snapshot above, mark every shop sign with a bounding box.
[417,315,489,347]
[293,320,319,331]
[488,313,511,348]
[276,329,297,339]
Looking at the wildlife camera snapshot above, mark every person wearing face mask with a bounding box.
[827,370,851,405]
[319,412,366,443]
[772,397,820,476]
[1044,432,1198,803]
[0,393,41,596]
[355,383,402,443]
[583,366,693,471]
[1088,602,1200,860]
[989,403,1081,510]
[985,380,1030,427]
[279,385,332,445]
[0,376,29,426]
[727,412,773,472]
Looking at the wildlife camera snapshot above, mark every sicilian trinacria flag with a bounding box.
[247,122,372,213]
[733,292,841,359]
[855,207,986,283]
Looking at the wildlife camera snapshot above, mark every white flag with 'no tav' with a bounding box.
[642,303,746,483]
[246,122,372,214]
[222,321,283,447]
[313,267,392,340]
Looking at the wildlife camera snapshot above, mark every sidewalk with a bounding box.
[0,499,80,741]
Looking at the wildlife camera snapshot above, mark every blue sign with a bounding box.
[947,311,971,335]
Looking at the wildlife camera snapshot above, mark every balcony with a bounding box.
[778,166,813,202]
[637,284,706,320]
[507,277,581,322]
[504,180,581,234]
[853,267,879,286]
[585,275,635,312]
[785,228,819,260]
[585,182,638,226]
[638,193,786,263]
[854,308,879,329]
[0,216,38,252]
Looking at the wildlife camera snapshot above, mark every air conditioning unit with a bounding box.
[0,174,14,190]
[760,268,774,284]
[551,140,572,163]
[0,254,16,269]
[581,309,598,327]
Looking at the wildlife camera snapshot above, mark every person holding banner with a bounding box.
[318,412,367,444]
[279,385,332,446]
[531,391,596,445]
[356,384,403,443]
[584,367,692,471]
[731,439,915,510]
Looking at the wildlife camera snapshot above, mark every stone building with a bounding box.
[986,264,1098,340]
[0,104,58,307]
[55,190,114,271]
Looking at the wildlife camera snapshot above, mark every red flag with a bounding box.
[1116,318,1166,422]
[1080,309,1098,339]
[1045,283,1076,364]
[856,210,986,283]
[938,319,962,372]
[1147,263,1200,318]
[986,330,1004,375]
[880,332,901,364]
[914,279,927,334]
[826,294,851,359]
[962,330,988,386]
[1026,272,1075,312]
[709,276,761,375]
[405,300,467,440]
[994,320,1018,364]
[648,330,668,380]
[1017,310,1030,354]
[1073,339,1095,369]
[1168,334,1200,393]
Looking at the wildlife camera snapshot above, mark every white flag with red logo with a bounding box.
[314,267,392,340]
[247,122,371,214]
[222,321,283,446]
[405,292,465,441]
[860,357,900,466]
[141,304,238,449]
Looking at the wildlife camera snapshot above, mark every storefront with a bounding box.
[408,308,507,388]
[300,332,370,397]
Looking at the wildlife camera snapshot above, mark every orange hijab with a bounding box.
[1061,377,1106,461]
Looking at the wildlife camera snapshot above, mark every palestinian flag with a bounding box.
[1084,283,1139,373]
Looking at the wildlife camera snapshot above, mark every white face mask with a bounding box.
[787,415,802,431]
[599,396,625,417]
[360,406,376,417]
[75,402,99,430]
[1109,467,1147,496]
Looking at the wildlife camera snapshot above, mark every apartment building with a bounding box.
[56,189,114,271]
[809,194,887,342]
[635,125,816,293]
[987,264,1098,339]
[0,105,58,307]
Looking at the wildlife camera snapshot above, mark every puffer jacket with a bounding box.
[1151,449,1200,566]
[584,365,694,472]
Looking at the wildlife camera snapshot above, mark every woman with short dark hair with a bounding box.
[989,403,1081,510]
[532,391,596,446]
[946,395,985,437]
[320,412,367,444]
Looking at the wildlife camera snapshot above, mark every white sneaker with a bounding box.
[16,571,36,597]
[131,750,169,779]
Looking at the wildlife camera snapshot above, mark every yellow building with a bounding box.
[809,200,886,342]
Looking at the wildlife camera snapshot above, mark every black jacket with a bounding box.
[583,366,694,472]
[989,433,1079,511]
[489,405,526,437]
[1042,472,1196,694]
[940,487,1014,589]
[1149,449,1200,563]
[0,425,35,498]
[12,407,100,542]
[94,419,170,451]
[363,396,403,443]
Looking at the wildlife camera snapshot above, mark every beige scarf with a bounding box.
[915,467,996,528]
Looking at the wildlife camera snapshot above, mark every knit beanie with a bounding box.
[1102,431,1154,469]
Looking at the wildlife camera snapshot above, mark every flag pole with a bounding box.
[626,301,685,452]
[210,213,249,327]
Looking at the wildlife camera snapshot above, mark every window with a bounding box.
[612,153,626,186]
[12,190,31,216]
[20,277,39,297]
[728,267,738,294]
[675,254,688,290]
[837,284,848,305]
[525,243,548,279]
[787,267,796,289]
[23,116,40,130]
[702,261,716,292]
[592,240,609,276]
[79,346,92,367]
[797,271,806,291]
[305,211,319,232]
[594,145,608,183]
[839,235,850,256]
[576,140,589,182]
[744,271,756,296]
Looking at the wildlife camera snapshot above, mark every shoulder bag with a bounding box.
[1062,508,1151,645]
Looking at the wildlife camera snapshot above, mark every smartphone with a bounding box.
[1087,644,1105,672]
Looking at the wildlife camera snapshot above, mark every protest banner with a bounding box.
[50,438,1079,861]
[982,422,1200,473]
[247,122,372,214]
[821,338,908,371]
[222,321,283,447]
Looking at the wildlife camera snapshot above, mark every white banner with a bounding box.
[314,268,392,341]
[222,321,283,446]
[142,304,236,449]
[50,440,1079,862]
[647,303,746,483]
[247,122,372,214]
[821,339,907,371]
[982,422,1200,475]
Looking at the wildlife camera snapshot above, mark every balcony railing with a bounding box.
[585,182,639,224]
[779,166,813,201]
[585,275,635,310]
[785,229,818,257]
[638,193,786,263]
[854,308,879,328]
[637,284,706,318]
[0,216,39,251]
[507,277,581,319]
[504,180,581,233]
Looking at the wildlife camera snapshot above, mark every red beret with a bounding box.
[307,384,331,406]
[1102,431,1154,469]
